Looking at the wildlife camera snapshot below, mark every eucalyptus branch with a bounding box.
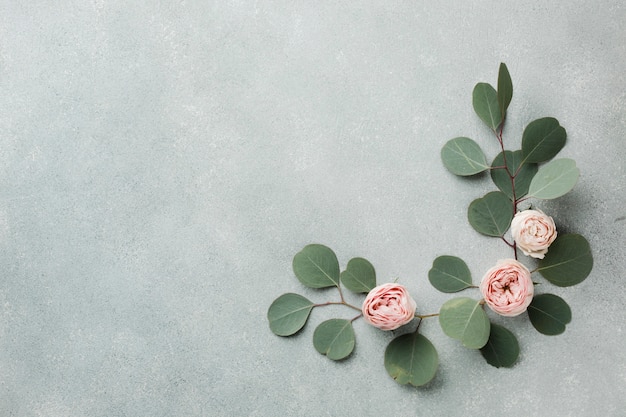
[314,300,362,312]
[415,313,439,319]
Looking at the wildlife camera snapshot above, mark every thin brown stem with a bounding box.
[314,301,362,312]
[350,313,363,323]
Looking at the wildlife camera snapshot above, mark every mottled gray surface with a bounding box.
[0,1,625,416]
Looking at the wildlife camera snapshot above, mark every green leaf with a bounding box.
[521,117,567,163]
[340,257,376,293]
[268,293,314,336]
[312,319,355,360]
[473,82,502,130]
[441,137,489,176]
[292,244,340,288]
[527,158,579,200]
[538,234,593,287]
[528,294,572,335]
[497,63,513,118]
[467,191,514,237]
[439,297,490,349]
[490,150,538,200]
[428,255,472,293]
[480,323,520,368]
[384,332,439,387]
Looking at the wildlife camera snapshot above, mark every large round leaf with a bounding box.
[428,255,473,293]
[268,293,314,336]
[480,323,520,368]
[441,137,489,176]
[490,150,538,200]
[538,234,593,287]
[521,117,567,163]
[527,158,579,200]
[528,294,572,335]
[384,332,438,387]
[293,244,340,288]
[473,82,502,130]
[313,319,355,360]
[497,63,513,118]
[340,257,376,293]
[439,297,490,349]
[467,191,514,237]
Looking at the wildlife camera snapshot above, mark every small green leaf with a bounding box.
[497,63,513,118]
[268,293,314,336]
[441,137,489,176]
[480,323,520,368]
[384,332,439,387]
[340,257,376,293]
[490,150,538,200]
[439,297,490,349]
[467,191,514,237]
[521,117,567,163]
[428,255,472,293]
[313,319,355,360]
[473,82,502,130]
[293,244,340,288]
[528,294,572,335]
[538,234,593,287]
[527,158,579,200]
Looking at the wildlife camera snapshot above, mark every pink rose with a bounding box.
[362,283,417,330]
[510,209,557,259]
[480,259,533,317]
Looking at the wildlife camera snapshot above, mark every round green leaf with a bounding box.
[268,293,314,336]
[441,137,489,176]
[467,191,514,237]
[293,244,340,288]
[538,234,593,287]
[521,117,567,163]
[428,255,472,293]
[490,150,538,200]
[439,297,490,349]
[497,63,513,118]
[384,332,438,387]
[480,323,520,368]
[527,158,579,200]
[340,257,376,293]
[528,293,572,335]
[473,82,502,130]
[313,319,355,360]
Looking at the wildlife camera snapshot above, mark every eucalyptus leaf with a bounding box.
[473,83,502,130]
[340,257,376,293]
[293,244,340,288]
[527,158,579,200]
[268,293,314,336]
[467,191,514,237]
[428,255,473,293]
[441,137,489,176]
[490,150,538,200]
[497,63,513,118]
[538,234,593,287]
[480,323,520,368]
[384,332,439,387]
[439,297,490,349]
[521,117,567,164]
[313,319,355,360]
[528,294,572,335]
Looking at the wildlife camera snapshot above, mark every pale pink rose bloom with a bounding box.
[480,259,534,317]
[362,283,417,331]
[510,209,557,259]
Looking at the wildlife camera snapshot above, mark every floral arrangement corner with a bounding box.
[267,63,593,388]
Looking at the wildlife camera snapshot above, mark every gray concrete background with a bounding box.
[1,1,625,416]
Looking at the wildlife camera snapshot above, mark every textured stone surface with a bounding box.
[0,1,625,416]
